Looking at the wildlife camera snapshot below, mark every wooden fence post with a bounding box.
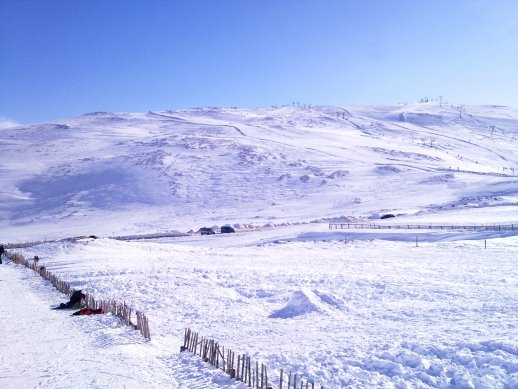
[256,361,259,388]
[248,357,253,387]
[237,355,241,382]
[179,330,326,389]
[231,349,236,375]
[241,354,245,383]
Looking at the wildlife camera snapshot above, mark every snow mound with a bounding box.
[269,288,333,318]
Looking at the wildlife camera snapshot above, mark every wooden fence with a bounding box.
[7,247,322,384]
[5,250,151,340]
[183,328,324,389]
[329,222,518,231]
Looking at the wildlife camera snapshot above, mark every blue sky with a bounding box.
[1,0,517,126]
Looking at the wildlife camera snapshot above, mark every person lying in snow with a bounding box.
[56,290,86,309]
[72,307,104,316]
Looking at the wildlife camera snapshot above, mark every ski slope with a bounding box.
[1,103,518,242]
[1,103,518,388]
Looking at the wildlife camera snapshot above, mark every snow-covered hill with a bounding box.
[3,103,518,388]
[1,103,518,242]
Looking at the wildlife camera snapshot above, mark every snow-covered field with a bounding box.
[1,103,518,388]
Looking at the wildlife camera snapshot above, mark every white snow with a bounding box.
[1,103,518,388]
[0,261,247,388]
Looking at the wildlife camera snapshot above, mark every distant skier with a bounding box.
[0,244,4,264]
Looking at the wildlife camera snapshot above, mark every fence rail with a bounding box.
[329,222,518,231]
[5,250,151,340]
[182,328,324,389]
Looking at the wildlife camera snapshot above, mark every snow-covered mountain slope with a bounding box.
[1,103,518,241]
[3,103,518,388]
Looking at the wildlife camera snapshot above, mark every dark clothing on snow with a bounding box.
[57,290,86,309]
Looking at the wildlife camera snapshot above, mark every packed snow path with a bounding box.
[0,264,157,388]
[0,263,246,388]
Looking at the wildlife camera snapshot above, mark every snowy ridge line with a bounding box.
[4,250,151,340]
[5,232,189,247]
[329,222,518,231]
[182,328,324,389]
[5,240,52,249]
[5,235,99,249]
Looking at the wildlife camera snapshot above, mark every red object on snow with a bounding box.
[72,307,104,316]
